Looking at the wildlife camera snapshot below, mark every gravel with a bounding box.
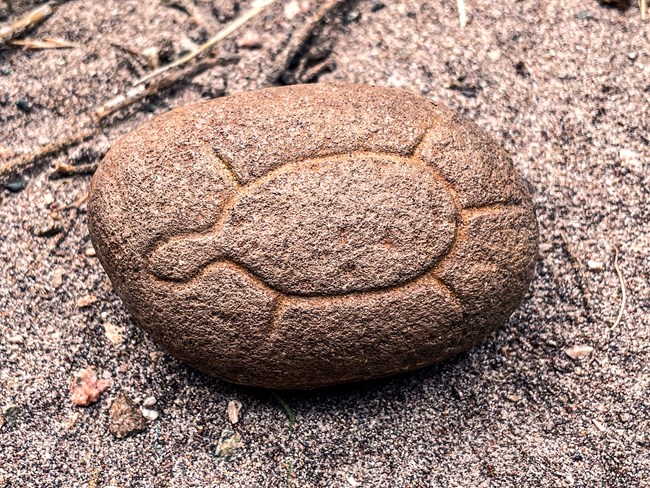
[1,0,648,486]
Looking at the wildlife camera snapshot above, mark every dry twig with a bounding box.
[51,162,98,178]
[95,59,218,122]
[0,128,97,182]
[267,0,347,84]
[0,3,52,44]
[10,37,75,49]
[136,0,278,86]
[642,0,648,20]
[610,246,627,330]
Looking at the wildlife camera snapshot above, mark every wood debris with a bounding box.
[0,4,52,45]
[267,0,347,84]
[136,0,279,86]
[10,37,75,49]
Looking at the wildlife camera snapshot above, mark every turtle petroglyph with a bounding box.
[88,83,538,389]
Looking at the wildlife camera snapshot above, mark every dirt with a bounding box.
[0,0,648,486]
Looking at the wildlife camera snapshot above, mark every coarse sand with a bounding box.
[1,1,648,486]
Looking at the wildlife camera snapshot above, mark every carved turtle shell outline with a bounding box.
[148,150,459,297]
[145,127,522,339]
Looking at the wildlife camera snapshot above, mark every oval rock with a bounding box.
[88,83,539,389]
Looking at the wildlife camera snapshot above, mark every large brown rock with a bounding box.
[88,83,538,390]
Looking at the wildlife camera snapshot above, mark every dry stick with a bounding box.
[1,0,338,182]
[95,60,217,122]
[610,246,627,330]
[456,0,468,28]
[0,128,97,181]
[135,0,278,86]
[0,3,52,44]
[267,0,347,84]
[642,0,648,20]
[51,162,98,178]
[9,37,75,49]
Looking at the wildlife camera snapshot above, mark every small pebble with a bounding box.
[347,476,360,487]
[16,99,32,113]
[5,178,27,193]
[565,345,594,360]
[32,219,63,237]
[592,419,606,432]
[44,193,55,205]
[70,367,111,406]
[141,407,159,421]
[51,269,64,288]
[7,335,24,344]
[284,0,301,19]
[109,393,145,438]
[237,32,262,49]
[142,46,160,69]
[227,400,242,424]
[142,396,157,408]
[76,294,98,308]
[215,428,243,460]
[488,50,502,61]
[628,52,638,61]
[370,2,386,12]
[2,405,20,427]
[85,246,96,257]
[345,10,361,23]
[539,242,553,253]
[507,394,522,403]
[619,148,638,161]
[103,323,125,345]
[587,259,604,271]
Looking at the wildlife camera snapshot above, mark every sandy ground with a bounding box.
[1,0,649,486]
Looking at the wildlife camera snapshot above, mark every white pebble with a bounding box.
[565,345,594,360]
[488,50,501,61]
[284,0,301,19]
[227,400,242,424]
[142,396,157,408]
[587,259,604,271]
[141,408,159,421]
[347,476,360,487]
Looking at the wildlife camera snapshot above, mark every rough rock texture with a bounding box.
[88,83,538,389]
